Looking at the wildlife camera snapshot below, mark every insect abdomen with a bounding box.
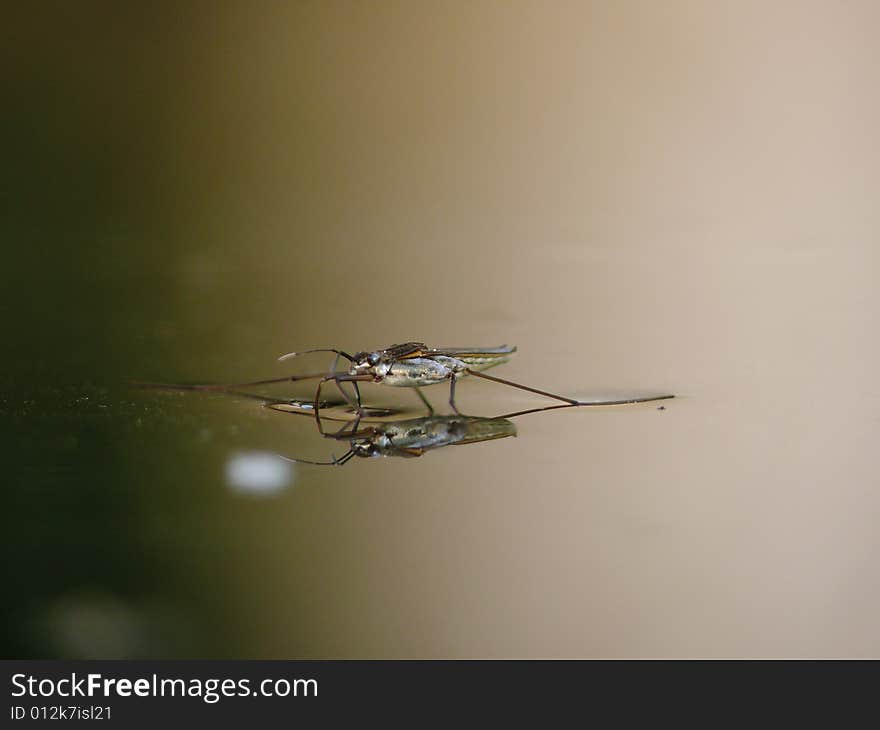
[384,358,452,386]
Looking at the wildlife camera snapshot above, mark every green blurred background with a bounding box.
[3,1,878,658]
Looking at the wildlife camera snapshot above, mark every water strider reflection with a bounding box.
[189,387,673,469]
[273,406,520,466]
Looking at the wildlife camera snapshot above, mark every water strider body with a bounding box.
[348,343,515,387]
[277,342,581,417]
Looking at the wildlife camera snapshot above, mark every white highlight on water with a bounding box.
[225,451,293,495]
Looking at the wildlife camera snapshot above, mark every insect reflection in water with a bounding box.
[266,396,671,467]
[268,402,517,465]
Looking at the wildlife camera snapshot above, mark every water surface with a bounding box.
[3,2,878,658]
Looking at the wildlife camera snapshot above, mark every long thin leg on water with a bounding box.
[414,386,435,415]
[328,416,373,439]
[132,372,339,393]
[351,380,363,411]
[495,394,675,419]
[314,410,349,438]
[314,377,340,433]
[339,375,373,408]
[314,374,372,431]
[334,379,359,412]
[315,406,362,438]
[137,350,357,394]
[448,375,461,414]
[464,369,580,405]
[347,411,364,436]
[324,351,362,414]
[331,417,356,438]
[323,350,364,412]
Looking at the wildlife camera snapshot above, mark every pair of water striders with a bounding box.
[140,341,673,466]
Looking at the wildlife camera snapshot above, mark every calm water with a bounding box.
[3,3,879,658]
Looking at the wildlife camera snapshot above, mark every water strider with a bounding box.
[136,342,674,423]
[275,343,588,420]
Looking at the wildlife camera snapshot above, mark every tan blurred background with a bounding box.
[2,1,878,657]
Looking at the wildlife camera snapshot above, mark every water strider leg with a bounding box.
[133,372,336,393]
[347,411,364,436]
[465,369,580,405]
[351,380,363,411]
[494,394,675,419]
[324,352,359,410]
[448,375,461,415]
[319,413,355,439]
[313,377,330,432]
[414,386,435,415]
[334,379,360,412]
[314,374,371,432]
[315,376,346,433]
[316,411,369,440]
[325,350,362,414]
[330,417,358,438]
